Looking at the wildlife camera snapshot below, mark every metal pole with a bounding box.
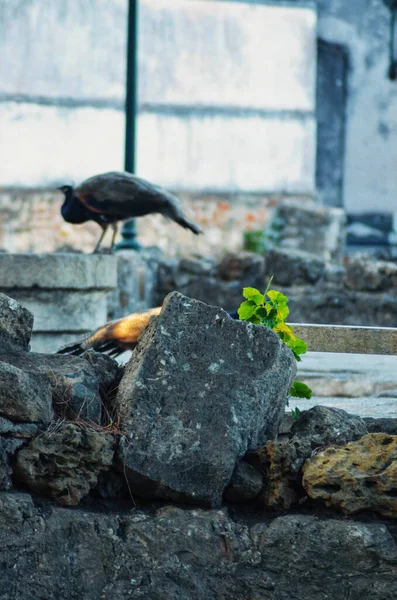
[116,0,141,250]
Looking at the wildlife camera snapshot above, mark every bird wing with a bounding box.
[75,171,177,218]
[56,306,162,357]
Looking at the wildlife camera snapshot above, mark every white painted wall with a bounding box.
[317,0,397,214]
[0,0,317,194]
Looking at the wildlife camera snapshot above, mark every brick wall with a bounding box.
[0,189,311,256]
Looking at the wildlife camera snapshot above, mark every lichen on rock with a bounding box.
[302,432,397,518]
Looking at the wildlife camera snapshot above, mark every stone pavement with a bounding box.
[294,351,397,418]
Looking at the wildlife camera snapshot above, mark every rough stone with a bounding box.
[253,407,368,511]
[364,417,397,436]
[0,352,120,424]
[0,437,25,490]
[0,417,39,438]
[14,423,115,505]
[224,460,264,503]
[0,361,53,424]
[302,433,397,518]
[0,292,33,353]
[1,496,397,600]
[116,292,296,506]
[344,255,397,291]
[264,247,326,286]
[290,406,368,448]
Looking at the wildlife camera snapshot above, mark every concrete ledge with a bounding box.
[291,323,397,355]
[0,290,109,333]
[0,253,118,289]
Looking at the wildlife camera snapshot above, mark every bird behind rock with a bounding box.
[57,306,239,358]
[58,171,203,252]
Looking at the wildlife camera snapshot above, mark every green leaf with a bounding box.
[238,300,258,321]
[255,307,270,319]
[289,381,312,399]
[292,351,302,363]
[267,290,289,306]
[290,337,307,356]
[291,407,302,420]
[244,313,261,324]
[242,288,264,305]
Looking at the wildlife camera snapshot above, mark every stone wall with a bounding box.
[0,188,310,256]
[1,290,397,599]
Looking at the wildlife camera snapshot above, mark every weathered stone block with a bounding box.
[116,292,296,506]
[0,293,33,353]
[14,423,115,505]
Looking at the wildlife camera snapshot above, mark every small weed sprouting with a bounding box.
[237,277,312,410]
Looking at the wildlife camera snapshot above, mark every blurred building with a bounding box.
[0,0,395,254]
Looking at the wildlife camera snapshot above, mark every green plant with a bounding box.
[237,277,312,403]
[243,230,269,254]
[290,407,302,420]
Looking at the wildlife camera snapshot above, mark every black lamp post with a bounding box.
[384,0,397,80]
[115,0,141,250]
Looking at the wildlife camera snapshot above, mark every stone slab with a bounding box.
[0,253,117,289]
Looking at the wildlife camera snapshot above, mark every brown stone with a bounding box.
[257,438,311,510]
[302,433,397,518]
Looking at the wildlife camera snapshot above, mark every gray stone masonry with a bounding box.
[0,253,118,353]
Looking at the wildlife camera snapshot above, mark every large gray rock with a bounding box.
[14,423,115,505]
[0,496,396,600]
[0,352,120,424]
[116,292,296,506]
[0,293,33,353]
